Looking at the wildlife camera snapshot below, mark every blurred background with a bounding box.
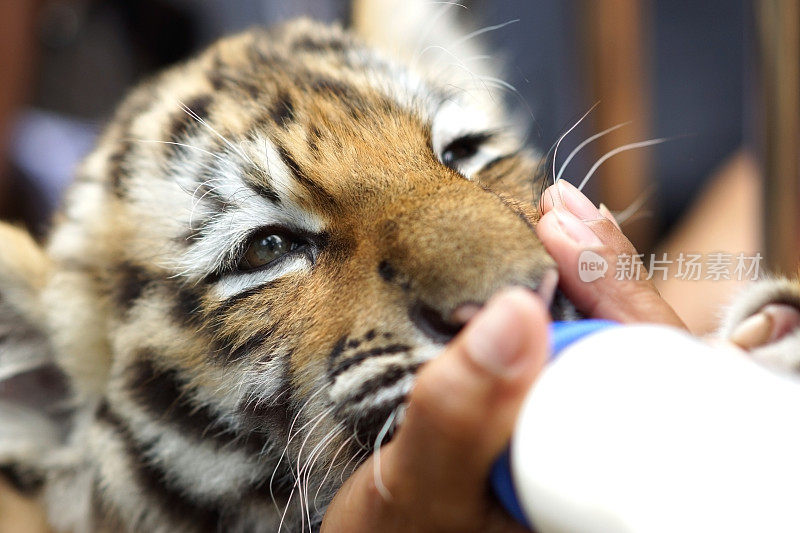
[0,0,797,333]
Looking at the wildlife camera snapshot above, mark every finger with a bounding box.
[323,288,549,532]
[537,181,685,328]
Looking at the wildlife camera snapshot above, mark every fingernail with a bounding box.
[557,180,602,220]
[730,312,773,349]
[539,185,559,213]
[536,269,559,308]
[599,203,621,230]
[554,208,603,246]
[464,289,531,376]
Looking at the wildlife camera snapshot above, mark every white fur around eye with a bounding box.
[431,99,505,178]
[172,135,324,284]
[453,143,505,178]
[213,254,310,300]
[431,99,491,155]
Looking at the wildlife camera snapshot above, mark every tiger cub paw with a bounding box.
[720,278,800,371]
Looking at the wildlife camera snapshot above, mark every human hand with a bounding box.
[322,288,549,533]
[536,180,685,329]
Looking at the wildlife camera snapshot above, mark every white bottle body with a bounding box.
[513,324,800,533]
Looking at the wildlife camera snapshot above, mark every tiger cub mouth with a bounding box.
[337,278,577,453]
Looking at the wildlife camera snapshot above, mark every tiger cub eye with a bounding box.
[241,234,290,270]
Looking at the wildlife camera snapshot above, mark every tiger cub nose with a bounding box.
[410,269,559,344]
[410,301,469,344]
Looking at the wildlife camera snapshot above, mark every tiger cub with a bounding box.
[0,8,559,533]
[0,5,798,533]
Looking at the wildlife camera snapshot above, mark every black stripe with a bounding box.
[270,91,295,127]
[95,402,225,530]
[293,35,346,54]
[328,336,347,363]
[212,322,278,363]
[234,354,293,446]
[190,171,234,213]
[172,283,204,325]
[108,140,133,196]
[307,126,322,153]
[329,344,411,378]
[377,260,396,282]
[215,282,273,308]
[348,402,402,452]
[242,165,281,204]
[275,144,311,184]
[249,180,281,203]
[91,479,126,531]
[308,77,370,118]
[343,362,421,405]
[228,326,276,361]
[275,143,338,209]
[113,262,151,312]
[237,383,292,446]
[310,78,355,99]
[125,355,270,455]
[208,51,271,98]
[175,191,231,245]
[167,94,212,142]
[184,95,212,122]
[207,66,230,92]
[108,94,152,197]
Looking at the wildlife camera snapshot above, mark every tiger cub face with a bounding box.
[32,18,559,531]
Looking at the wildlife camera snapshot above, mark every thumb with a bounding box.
[323,287,548,532]
[392,287,549,488]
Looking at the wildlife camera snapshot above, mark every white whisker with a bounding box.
[295,408,336,532]
[552,103,598,185]
[578,137,668,191]
[460,76,535,119]
[412,2,467,68]
[555,122,630,182]
[429,1,468,8]
[131,139,227,163]
[418,45,490,97]
[300,425,343,529]
[269,388,327,507]
[476,75,519,94]
[278,406,333,533]
[177,100,254,165]
[450,19,520,49]
[614,185,655,225]
[372,409,398,502]
[312,431,351,512]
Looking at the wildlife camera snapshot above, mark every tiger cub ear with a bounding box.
[721,277,800,371]
[351,0,501,91]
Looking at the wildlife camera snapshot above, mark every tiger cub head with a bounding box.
[1,13,566,532]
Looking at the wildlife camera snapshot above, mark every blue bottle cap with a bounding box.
[550,319,618,359]
[490,319,618,529]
